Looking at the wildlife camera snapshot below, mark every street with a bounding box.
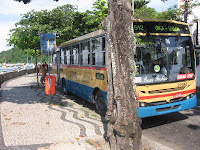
[141,88,200,150]
[58,83,200,150]
[1,74,200,150]
[66,86,200,150]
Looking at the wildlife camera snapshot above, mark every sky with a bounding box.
[147,0,178,12]
[0,0,176,53]
[0,0,95,52]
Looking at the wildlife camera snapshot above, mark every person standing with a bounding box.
[40,64,47,84]
[44,62,48,71]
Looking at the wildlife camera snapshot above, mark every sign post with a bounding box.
[40,33,56,101]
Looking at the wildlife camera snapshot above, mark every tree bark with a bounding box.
[103,0,142,149]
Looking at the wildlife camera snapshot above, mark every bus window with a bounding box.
[63,48,67,64]
[66,46,71,65]
[52,54,56,64]
[72,44,79,65]
[88,41,90,65]
[70,46,73,65]
[61,48,65,64]
[102,37,106,65]
[80,43,83,65]
[135,36,195,84]
[81,41,90,66]
[92,37,104,66]
[92,39,97,65]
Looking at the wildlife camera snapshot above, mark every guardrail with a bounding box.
[0,69,35,86]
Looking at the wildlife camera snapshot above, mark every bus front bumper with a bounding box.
[138,95,197,118]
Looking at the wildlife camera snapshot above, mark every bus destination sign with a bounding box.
[133,22,190,34]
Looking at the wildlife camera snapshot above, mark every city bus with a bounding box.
[52,19,197,118]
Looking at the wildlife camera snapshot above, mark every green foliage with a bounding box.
[93,0,109,28]
[8,4,77,51]
[14,0,31,4]
[72,11,100,36]
[179,0,200,16]
[134,0,150,9]
[14,0,59,4]
[92,0,151,28]
[156,6,182,20]
[8,0,190,63]
[134,5,157,19]
[0,47,48,64]
[7,3,102,64]
[134,4,182,21]
[8,4,102,52]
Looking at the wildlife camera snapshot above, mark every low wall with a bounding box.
[0,69,35,85]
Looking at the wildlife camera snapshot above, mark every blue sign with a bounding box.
[40,33,56,55]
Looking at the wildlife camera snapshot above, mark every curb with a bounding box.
[38,135,110,150]
[141,136,173,150]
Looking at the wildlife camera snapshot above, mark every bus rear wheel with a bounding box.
[62,79,68,95]
[95,90,107,116]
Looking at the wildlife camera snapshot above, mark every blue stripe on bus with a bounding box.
[138,95,197,118]
[64,79,107,104]
[61,78,196,119]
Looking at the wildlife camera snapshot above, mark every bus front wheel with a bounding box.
[62,79,68,95]
[95,90,107,116]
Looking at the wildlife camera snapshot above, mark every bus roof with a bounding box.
[60,29,105,47]
[60,19,188,47]
[133,19,189,26]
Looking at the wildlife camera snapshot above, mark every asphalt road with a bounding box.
[1,77,199,150]
[58,86,200,150]
[141,87,200,150]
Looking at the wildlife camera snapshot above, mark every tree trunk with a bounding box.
[103,0,142,149]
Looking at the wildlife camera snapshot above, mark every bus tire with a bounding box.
[95,90,107,116]
[62,79,68,95]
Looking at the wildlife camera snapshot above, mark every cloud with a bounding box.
[0,21,15,51]
[147,0,177,12]
[0,0,94,16]
[69,0,95,12]
[0,0,94,52]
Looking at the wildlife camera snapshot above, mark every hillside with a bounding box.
[0,48,48,64]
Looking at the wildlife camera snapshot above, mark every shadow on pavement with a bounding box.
[141,112,188,130]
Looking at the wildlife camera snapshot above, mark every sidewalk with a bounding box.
[0,73,172,150]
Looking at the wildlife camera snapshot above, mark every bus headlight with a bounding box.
[186,93,195,100]
[139,102,147,107]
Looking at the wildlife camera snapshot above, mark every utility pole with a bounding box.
[184,0,188,23]
[35,49,39,87]
[196,20,199,45]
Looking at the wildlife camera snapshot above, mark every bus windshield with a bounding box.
[135,36,195,85]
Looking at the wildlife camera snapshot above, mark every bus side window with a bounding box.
[92,39,97,65]
[88,41,90,65]
[66,46,71,65]
[64,48,67,64]
[92,37,104,66]
[102,37,106,65]
[52,54,56,64]
[70,46,74,65]
[81,41,90,66]
[186,46,191,67]
[72,44,79,65]
[80,43,83,65]
[61,48,65,64]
